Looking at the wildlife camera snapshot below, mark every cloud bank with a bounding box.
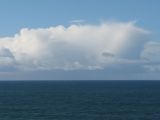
[0,22,153,71]
[141,42,160,72]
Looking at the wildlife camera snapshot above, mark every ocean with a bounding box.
[0,80,160,120]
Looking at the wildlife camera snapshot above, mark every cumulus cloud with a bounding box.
[0,22,150,71]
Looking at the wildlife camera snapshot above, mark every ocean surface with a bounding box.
[0,80,160,120]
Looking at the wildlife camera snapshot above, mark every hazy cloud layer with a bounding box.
[141,42,160,71]
[0,22,153,71]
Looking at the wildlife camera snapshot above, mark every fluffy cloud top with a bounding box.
[0,22,151,71]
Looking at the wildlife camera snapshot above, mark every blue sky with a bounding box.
[0,0,160,80]
[0,0,159,37]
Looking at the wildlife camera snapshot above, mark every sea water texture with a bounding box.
[0,80,160,120]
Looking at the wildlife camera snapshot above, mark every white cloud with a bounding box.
[0,22,150,71]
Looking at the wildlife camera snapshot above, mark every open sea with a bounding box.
[0,80,160,120]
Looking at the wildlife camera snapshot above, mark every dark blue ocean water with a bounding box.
[0,80,160,120]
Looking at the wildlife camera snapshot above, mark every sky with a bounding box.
[0,0,160,80]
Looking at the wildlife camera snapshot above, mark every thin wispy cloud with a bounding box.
[70,19,85,24]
